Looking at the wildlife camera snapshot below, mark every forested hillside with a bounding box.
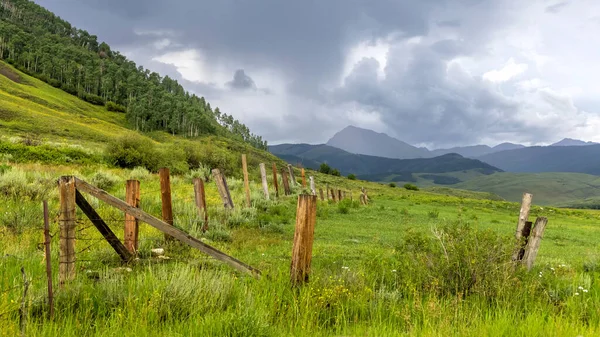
[0,0,266,149]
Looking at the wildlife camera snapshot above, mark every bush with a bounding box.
[128,166,151,181]
[403,183,419,191]
[331,169,341,177]
[394,221,517,298]
[89,171,121,191]
[106,101,126,113]
[186,165,211,183]
[319,163,331,174]
[105,134,160,170]
[347,174,357,180]
[0,169,53,200]
[81,93,105,106]
[388,182,396,188]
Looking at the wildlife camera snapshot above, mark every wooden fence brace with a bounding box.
[159,168,175,241]
[43,201,54,320]
[75,190,133,262]
[124,180,140,253]
[290,194,317,285]
[272,163,280,197]
[260,163,270,200]
[319,188,324,201]
[212,169,234,208]
[512,193,533,260]
[193,178,209,232]
[281,168,291,195]
[522,217,548,270]
[301,168,307,187]
[58,176,76,287]
[242,154,251,207]
[288,164,297,186]
[73,177,261,278]
[309,176,316,195]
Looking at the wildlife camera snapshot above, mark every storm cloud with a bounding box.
[36,0,600,147]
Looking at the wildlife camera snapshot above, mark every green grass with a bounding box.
[453,172,600,206]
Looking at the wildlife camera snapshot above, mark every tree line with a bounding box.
[0,0,267,150]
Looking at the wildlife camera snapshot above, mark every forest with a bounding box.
[0,0,267,150]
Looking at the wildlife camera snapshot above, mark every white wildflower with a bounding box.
[575,292,580,296]
[583,289,589,293]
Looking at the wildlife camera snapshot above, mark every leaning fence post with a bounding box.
[512,193,533,260]
[43,201,54,320]
[259,163,270,200]
[290,194,317,285]
[242,154,251,207]
[272,163,280,197]
[159,168,175,241]
[193,178,209,232]
[124,180,140,253]
[523,217,548,270]
[58,176,76,287]
[212,169,234,208]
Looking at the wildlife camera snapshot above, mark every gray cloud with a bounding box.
[34,0,600,147]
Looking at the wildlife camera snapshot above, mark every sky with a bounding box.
[36,0,600,149]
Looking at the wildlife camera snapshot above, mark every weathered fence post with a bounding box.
[309,176,316,195]
[58,176,76,287]
[338,190,343,201]
[193,178,209,232]
[124,180,140,253]
[291,194,317,285]
[523,217,548,270]
[288,164,297,186]
[301,168,307,187]
[272,163,280,197]
[242,154,251,207]
[281,168,291,195]
[512,193,533,260]
[43,201,54,320]
[331,188,337,202]
[319,188,324,201]
[260,163,270,200]
[159,168,174,241]
[212,169,234,208]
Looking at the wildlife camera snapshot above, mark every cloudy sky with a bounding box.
[37,0,600,148]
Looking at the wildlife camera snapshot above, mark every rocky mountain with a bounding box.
[551,138,598,147]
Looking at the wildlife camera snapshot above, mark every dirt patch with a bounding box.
[0,65,22,83]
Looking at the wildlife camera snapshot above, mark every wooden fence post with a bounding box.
[331,188,337,202]
[58,176,76,287]
[301,168,307,187]
[290,194,317,285]
[124,180,140,253]
[159,168,174,241]
[523,217,548,270]
[309,176,315,195]
[242,154,251,207]
[272,163,279,197]
[319,188,324,201]
[193,178,209,232]
[212,169,234,208]
[260,163,270,200]
[512,193,533,260]
[288,164,297,186]
[281,168,291,195]
[338,190,343,201]
[43,201,54,320]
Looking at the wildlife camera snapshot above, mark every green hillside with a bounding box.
[0,61,282,176]
[453,172,600,206]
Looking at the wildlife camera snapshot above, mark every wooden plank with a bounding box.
[193,178,209,232]
[124,180,140,253]
[159,168,174,241]
[260,163,270,200]
[74,177,260,277]
[75,190,132,262]
[272,163,279,197]
[242,154,251,207]
[212,169,234,208]
[58,176,76,287]
[523,217,548,270]
[512,192,533,260]
[290,194,317,285]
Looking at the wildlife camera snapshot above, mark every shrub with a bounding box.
[106,101,127,113]
[388,182,396,188]
[0,169,53,200]
[403,183,419,191]
[105,134,160,171]
[89,171,121,191]
[128,166,151,181]
[331,169,341,176]
[81,93,105,106]
[347,174,357,180]
[187,165,211,183]
[319,163,331,174]
[428,209,440,219]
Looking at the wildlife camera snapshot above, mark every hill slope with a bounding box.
[477,145,600,174]
[269,143,502,179]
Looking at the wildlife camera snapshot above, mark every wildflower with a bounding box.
[578,286,584,290]
[392,270,397,273]
[342,266,349,270]
[550,267,555,271]
[575,292,580,296]
[583,289,589,293]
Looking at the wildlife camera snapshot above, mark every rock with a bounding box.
[151,248,165,257]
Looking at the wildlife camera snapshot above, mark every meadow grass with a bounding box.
[1,164,600,336]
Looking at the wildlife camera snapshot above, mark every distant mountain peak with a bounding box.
[551,138,598,147]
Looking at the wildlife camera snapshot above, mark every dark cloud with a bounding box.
[226,70,257,91]
[546,1,569,13]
